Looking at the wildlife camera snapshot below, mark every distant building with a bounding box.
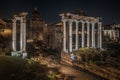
[29,8,48,43]
[111,24,120,38]
[103,24,119,43]
[0,19,12,38]
[48,22,63,49]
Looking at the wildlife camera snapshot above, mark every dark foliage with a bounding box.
[0,56,50,80]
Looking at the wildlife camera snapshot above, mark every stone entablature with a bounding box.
[111,24,120,28]
[60,13,100,23]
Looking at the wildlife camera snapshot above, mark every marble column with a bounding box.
[99,22,102,48]
[82,22,85,48]
[12,19,17,51]
[23,18,26,51]
[117,31,119,38]
[62,20,67,52]
[20,12,28,52]
[113,30,116,40]
[20,17,23,50]
[87,22,90,47]
[110,31,112,39]
[69,20,73,52]
[97,23,100,48]
[75,21,78,50]
[92,22,95,48]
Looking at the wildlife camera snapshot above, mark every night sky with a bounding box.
[0,0,120,25]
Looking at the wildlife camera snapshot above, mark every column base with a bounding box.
[22,52,27,59]
[11,51,22,57]
[11,51,27,59]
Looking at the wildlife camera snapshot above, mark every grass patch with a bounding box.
[0,56,59,80]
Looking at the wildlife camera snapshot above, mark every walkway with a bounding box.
[49,62,105,80]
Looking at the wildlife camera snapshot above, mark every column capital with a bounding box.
[79,20,85,24]
[91,22,95,24]
[82,21,85,25]
[20,12,28,17]
[75,20,79,23]
[12,19,16,23]
[68,19,73,23]
[62,19,67,22]
[86,21,90,24]
[82,21,85,23]
[20,17,24,23]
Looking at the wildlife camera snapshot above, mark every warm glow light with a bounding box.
[78,31,81,34]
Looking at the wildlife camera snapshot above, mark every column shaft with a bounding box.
[63,20,67,52]
[113,30,116,40]
[92,23,95,48]
[117,31,119,38]
[87,22,90,47]
[23,20,26,51]
[82,22,85,48]
[99,22,102,48]
[20,18,23,50]
[75,21,78,50]
[98,23,100,48]
[69,21,72,52]
[12,21,16,51]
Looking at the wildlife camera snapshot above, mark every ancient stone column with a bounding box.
[87,22,90,47]
[62,20,67,52]
[23,18,26,51]
[117,30,119,38]
[99,22,102,48]
[75,21,78,50]
[97,23,100,48]
[113,30,116,40]
[12,19,17,51]
[20,17,23,50]
[20,12,28,52]
[82,22,85,48]
[69,20,73,52]
[92,22,95,48]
